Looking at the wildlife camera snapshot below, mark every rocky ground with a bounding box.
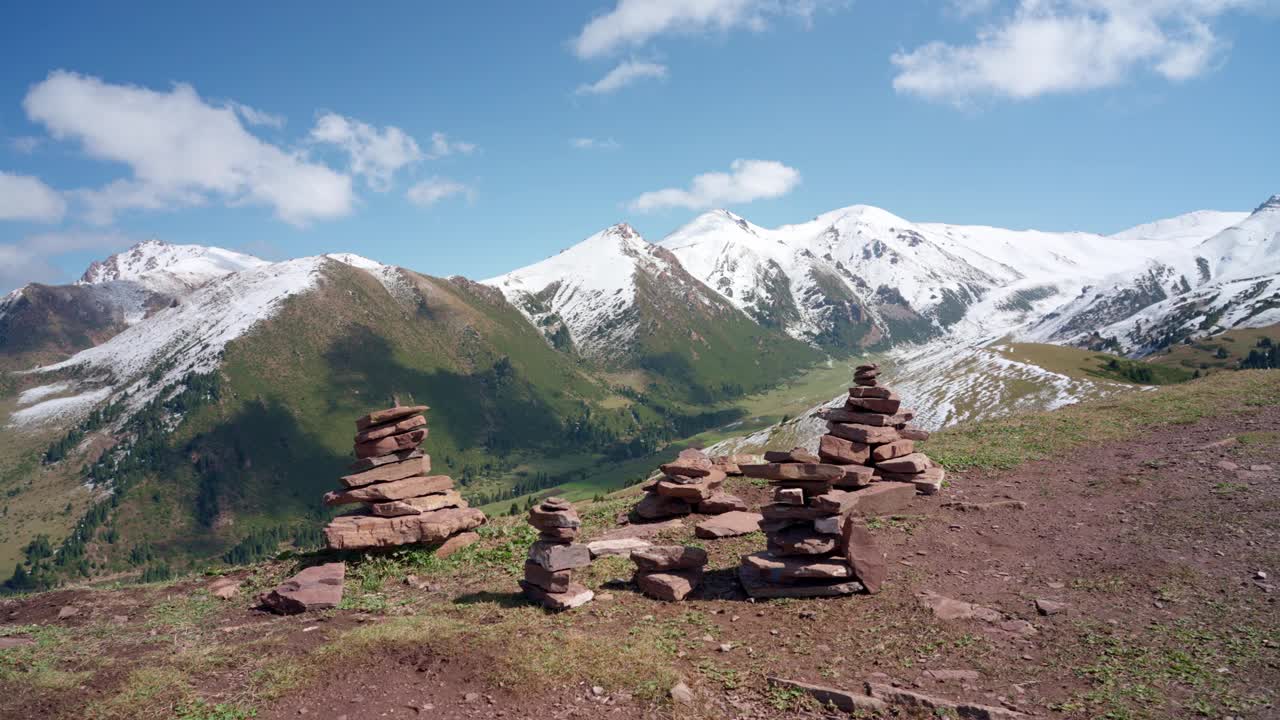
[2,373,1278,720]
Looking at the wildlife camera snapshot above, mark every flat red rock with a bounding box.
[324,475,454,505]
[876,452,933,474]
[340,455,431,488]
[634,493,693,520]
[694,511,764,539]
[258,562,345,614]
[368,489,463,517]
[635,568,703,601]
[825,422,899,445]
[763,447,821,464]
[740,462,845,482]
[849,482,917,516]
[354,428,427,459]
[324,507,485,550]
[818,434,870,465]
[871,439,915,463]
[841,520,887,593]
[356,405,429,431]
[347,448,423,473]
[849,386,894,399]
[659,448,715,477]
[354,414,426,444]
[822,407,897,426]
[520,580,593,610]
[834,464,875,488]
[523,560,572,592]
[846,396,901,414]
[899,426,931,441]
[742,551,852,582]
[695,492,748,514]
[654,471,725,501]
[435,531,480,558]
[631,545,709,572]
[738,564,863,598]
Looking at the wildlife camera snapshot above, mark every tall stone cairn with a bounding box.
[521,497,594,610]
[633,448,749,520]
[322,404,486,551]
[735,362,941,598]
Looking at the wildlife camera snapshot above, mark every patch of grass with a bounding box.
[0,624,89,691]
[1054,620,1277,718]
[86,666,196,720]
[924,370,1280,471]
[174,700,258,720]
[1212,482,1247,495]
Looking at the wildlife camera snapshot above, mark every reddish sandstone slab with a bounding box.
[877,452,933,474]
[695,491,747,514]
[871,439,915,463]
[841,520,886,593]
[354,414,426,444]
[635,568,703,601]
[354,428,427,459]
[356,405,429,431]
[324,475,454,505]
[741,463,845,482]
[742,551,853,583]
[631,545,708,572]
[834,464,875,489]
[822,408,897,426]
[340,455,431,488]
[847,396,902,414]
[655,471,725,502]
[347,449,423,473]
[694,511,763,539]
[738,564,863,598]
[258,562,345,614]
[523,561,572,593]
[368,489,462,517]
[819,434,870,465]
[634,493,693,520]
[899,425,931,441]
[763,447,820,464]
[849,386,894,399]
[660,448,715,478]
[323,507,485,550]
[849,482,917,516]
[826,422,899,445]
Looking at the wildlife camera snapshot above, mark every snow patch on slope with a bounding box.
[80,239,268,296]
[8,387,113,428]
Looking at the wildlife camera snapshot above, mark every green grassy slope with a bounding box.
[1147,323,1280,376]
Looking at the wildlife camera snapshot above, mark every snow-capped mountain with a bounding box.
[1029,198,1279,353]
[79,238,267,296]
[9,250,397,428]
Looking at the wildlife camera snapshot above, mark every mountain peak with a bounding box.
[1254,194,1280,214]
[79,239,268,294]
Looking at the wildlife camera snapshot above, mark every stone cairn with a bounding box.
[735,363,942,598]
[521,497,594,610]
[817,363,944,495]
[633,448,748,521]
[322,404,486,552]
[631,545,708,602]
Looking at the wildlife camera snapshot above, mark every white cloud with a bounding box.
[231,102,286,129]
[406,177,472,207]
[0,171,66,222]
[428,132,477,159]
[628,158,800,212]
[572,0,831,58]
[23,70,354,226]
[0,230,131,292]
[576,60,669,95]
[571,137,622,150]
[892,0,1254,104]
[310,112,422,191]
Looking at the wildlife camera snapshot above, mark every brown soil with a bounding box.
[3,403,1278,720]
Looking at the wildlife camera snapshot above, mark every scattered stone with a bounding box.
[632,545,709,572]
[695,491,747,514]
[695,511,764,539]
[766,677,887,713]
[434,530,480,558]
[259,563,345,614]
[636,568,704,601]
[921,669,981,683]
[208,577,241,600]
[56,605,79,619]
[739,564,863,598]
[918,590,1004,623]
[669,682,694,705]
[1035,598,1067,616]
[866,682,1027,719]
[587,537,652,558]
[0,637,35,649]
[943,500,1027,512]
[634,492,693,520]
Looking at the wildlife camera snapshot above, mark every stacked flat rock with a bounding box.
[323,404,485,551]
[815,363,945,496]
[737,447,869,598]
[520,497,594,610]
[631,545,707,602]
[634,448,748,519]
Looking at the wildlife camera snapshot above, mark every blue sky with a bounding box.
[1,0,1277,291]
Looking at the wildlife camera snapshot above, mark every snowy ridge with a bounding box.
[8,254,394,430]
[483,224,675,358]
[80,239,268,296]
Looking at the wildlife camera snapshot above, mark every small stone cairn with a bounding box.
[322,403,485,551]
[816,363,944,495]
[634,448,748,520]
[521,497,594,610]
[631,545,708,602]
[735,363,942,598]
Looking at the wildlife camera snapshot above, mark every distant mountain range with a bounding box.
[2,193,1275,587]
